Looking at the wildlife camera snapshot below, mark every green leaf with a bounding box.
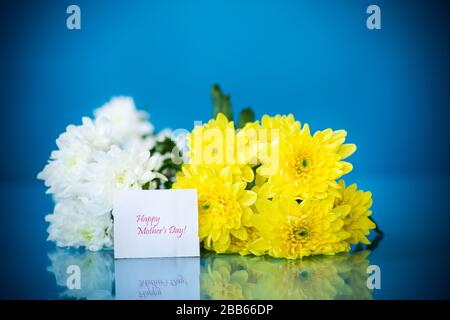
[211,84,222,116]
[211,84,233,121]
[148,136,182,189]
[150,137,176,155]
[238,107,255,128]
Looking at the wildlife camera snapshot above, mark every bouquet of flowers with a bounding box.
[173,85,378,259]
[38,97,179,250]
[39,86,379,259]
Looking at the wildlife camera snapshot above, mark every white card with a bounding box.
[113,189,200,259]
[115,257,200,300]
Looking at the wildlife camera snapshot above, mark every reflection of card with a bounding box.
[113,189,200,259]
[115,257,200,300]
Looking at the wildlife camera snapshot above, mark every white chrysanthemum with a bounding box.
[38,96,170,251]
[37,117,109,199]
[58,117,112,152]
[129,134,157,152]
[46,199,114,251]
[94,96,153,144]
[78,143,166,213]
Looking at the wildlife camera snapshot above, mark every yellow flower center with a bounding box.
[294,156,312,176]
[81,230,93,241]
[282,218,313,253]
[115,171,127,186]
[66,156,79,168]
[294,228,310,239]
[199,193,240,229]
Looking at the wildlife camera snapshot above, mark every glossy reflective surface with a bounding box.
[47,249,374,300]
[1,177,450,299]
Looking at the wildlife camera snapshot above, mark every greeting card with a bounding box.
[113,189,200,258]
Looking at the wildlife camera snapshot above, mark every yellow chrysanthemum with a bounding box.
[173,164,256,253]
[251,114,356,200]
[187,113,254,182]
[239,114,299,177]
[250,195,351,259]
[227,227,261,256]
[258,113,301,135]
[334,180,376,245]
[173,109,376,260]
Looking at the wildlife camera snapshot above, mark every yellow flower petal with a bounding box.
[231,227,248,241]
[239,190,257,207]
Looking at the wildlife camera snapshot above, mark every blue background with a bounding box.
[0,0,449,299]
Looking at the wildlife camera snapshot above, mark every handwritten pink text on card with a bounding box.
[136,214,187,238]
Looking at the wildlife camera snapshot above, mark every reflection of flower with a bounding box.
[47,248,373,300]
[47,248,114,300]
[200,251,373,300]
[333,250,372,300]
[201,258,253,300]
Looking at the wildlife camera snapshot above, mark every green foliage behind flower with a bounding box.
[148,136,181,189]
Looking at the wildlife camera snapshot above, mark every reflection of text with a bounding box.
[138,275,187,299]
